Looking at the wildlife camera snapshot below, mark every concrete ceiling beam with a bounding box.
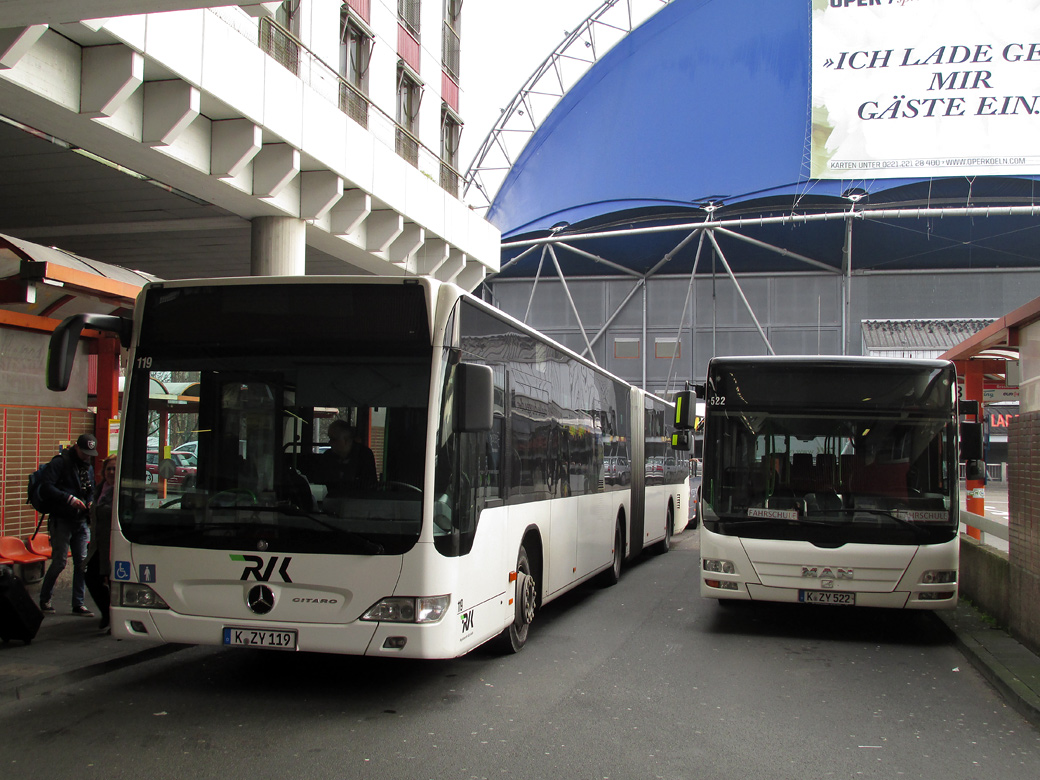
[252,142,299,199]
[388,222,424,267]
[417,238,449,276]
[364,211,403,254]
[210,118,262,179]
[0,25,48,70]
[435,249,466,284]
[80,44,143,118]
[143,79,200,147]
[328,189,371,238]
[455,260,486,292]
[300,170,344,221]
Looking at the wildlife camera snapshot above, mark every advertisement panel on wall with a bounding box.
[811,0,1040,179]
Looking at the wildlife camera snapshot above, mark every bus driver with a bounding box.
[318,420,377,494]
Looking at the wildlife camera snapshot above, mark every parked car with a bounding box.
[603,456,631,485]
[172,440,198,458]
[146,450,196,488]
[645,456,665,484]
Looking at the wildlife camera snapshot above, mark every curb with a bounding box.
[937,607,1040,730]
[2,643,189,703]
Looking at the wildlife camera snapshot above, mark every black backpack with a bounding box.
[26,461,50,515]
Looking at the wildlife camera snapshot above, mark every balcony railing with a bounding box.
[339,81,369,129]
[396,128,419,167]
[259,17,300,75]
[440,161,459,197]
[442,22,460,81]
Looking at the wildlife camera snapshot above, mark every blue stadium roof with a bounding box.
[488,0,1040,277]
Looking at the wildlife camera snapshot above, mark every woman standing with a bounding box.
[86,455,116,632]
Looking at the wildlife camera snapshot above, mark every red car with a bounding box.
[146,450,197,488]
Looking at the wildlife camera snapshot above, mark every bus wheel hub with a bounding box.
[516,572,536,625]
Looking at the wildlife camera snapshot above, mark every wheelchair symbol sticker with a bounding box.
[114,560,131,581]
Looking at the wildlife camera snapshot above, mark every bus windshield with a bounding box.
[702,360,958,546]
[118,283,433,556]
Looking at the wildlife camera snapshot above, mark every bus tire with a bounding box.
[655,503,673,554]
[600,518,624,587]
[497,545,536,654]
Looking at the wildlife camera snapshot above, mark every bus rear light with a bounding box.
[120,583,169,609]
[361,595,450,624]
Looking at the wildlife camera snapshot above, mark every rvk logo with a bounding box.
[231,554,293,583]
[460,608,475,633]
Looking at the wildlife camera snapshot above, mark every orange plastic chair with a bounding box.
[0,537,48,582]
[0,536,47,566]
[26,534,53,559]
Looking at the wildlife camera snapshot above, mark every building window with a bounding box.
[399,0,421,41]
[440,108,461,196]
[339,9,372,128]
[442,0,461,82]
[396,67,421,166]
[275,0,301,35]
[260,1,301,75]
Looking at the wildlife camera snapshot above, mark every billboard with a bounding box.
[811,0,1040,179]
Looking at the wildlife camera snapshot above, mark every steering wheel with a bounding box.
[208,488,259,507]
[386,481,422,494]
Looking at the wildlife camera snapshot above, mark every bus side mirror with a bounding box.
[671,430,690,451]
[959,421,984,462]
[455,362,493,433]
[673,389,704,431]
[674,391,695,429]
[960,420,985,480]
[47,313,132,391]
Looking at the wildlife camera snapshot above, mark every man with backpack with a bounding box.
[37,433,99,617]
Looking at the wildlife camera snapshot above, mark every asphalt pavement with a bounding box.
[2,530,1038,729]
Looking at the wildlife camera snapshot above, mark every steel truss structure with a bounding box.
[491,203,1040,394]
[462,0,673,212]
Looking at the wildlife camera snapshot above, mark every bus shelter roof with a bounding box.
[941,296,1040,390]
[0,232,155,329]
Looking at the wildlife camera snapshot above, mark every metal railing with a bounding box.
[205,9,460,197]
[958,463,1008,481]
[440,161,459,197]
[442,22,460,81]
[398,0,420,40]
[259,17,300,75]
[338,80,369,129]
[395,127,419,167]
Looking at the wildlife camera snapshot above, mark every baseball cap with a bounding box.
[76,433,99,457]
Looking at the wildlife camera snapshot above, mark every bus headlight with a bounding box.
[361,595,450,624]
[703,558,736,575]
[920,570,957,584]
[120,583,169,609]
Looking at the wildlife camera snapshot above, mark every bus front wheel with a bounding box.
[655,503,673,554]
[600,518,623,587]
[497,545,536,654]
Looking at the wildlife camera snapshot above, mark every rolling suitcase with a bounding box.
[0,566,44,644]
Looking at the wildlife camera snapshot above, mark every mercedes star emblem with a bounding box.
[247,584,275,615]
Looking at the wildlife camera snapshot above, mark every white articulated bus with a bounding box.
[48,276,688,658]
[685,356,961,610]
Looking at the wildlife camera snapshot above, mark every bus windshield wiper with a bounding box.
[804,508,935,538]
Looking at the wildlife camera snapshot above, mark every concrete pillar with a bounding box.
[251,216,306,276]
